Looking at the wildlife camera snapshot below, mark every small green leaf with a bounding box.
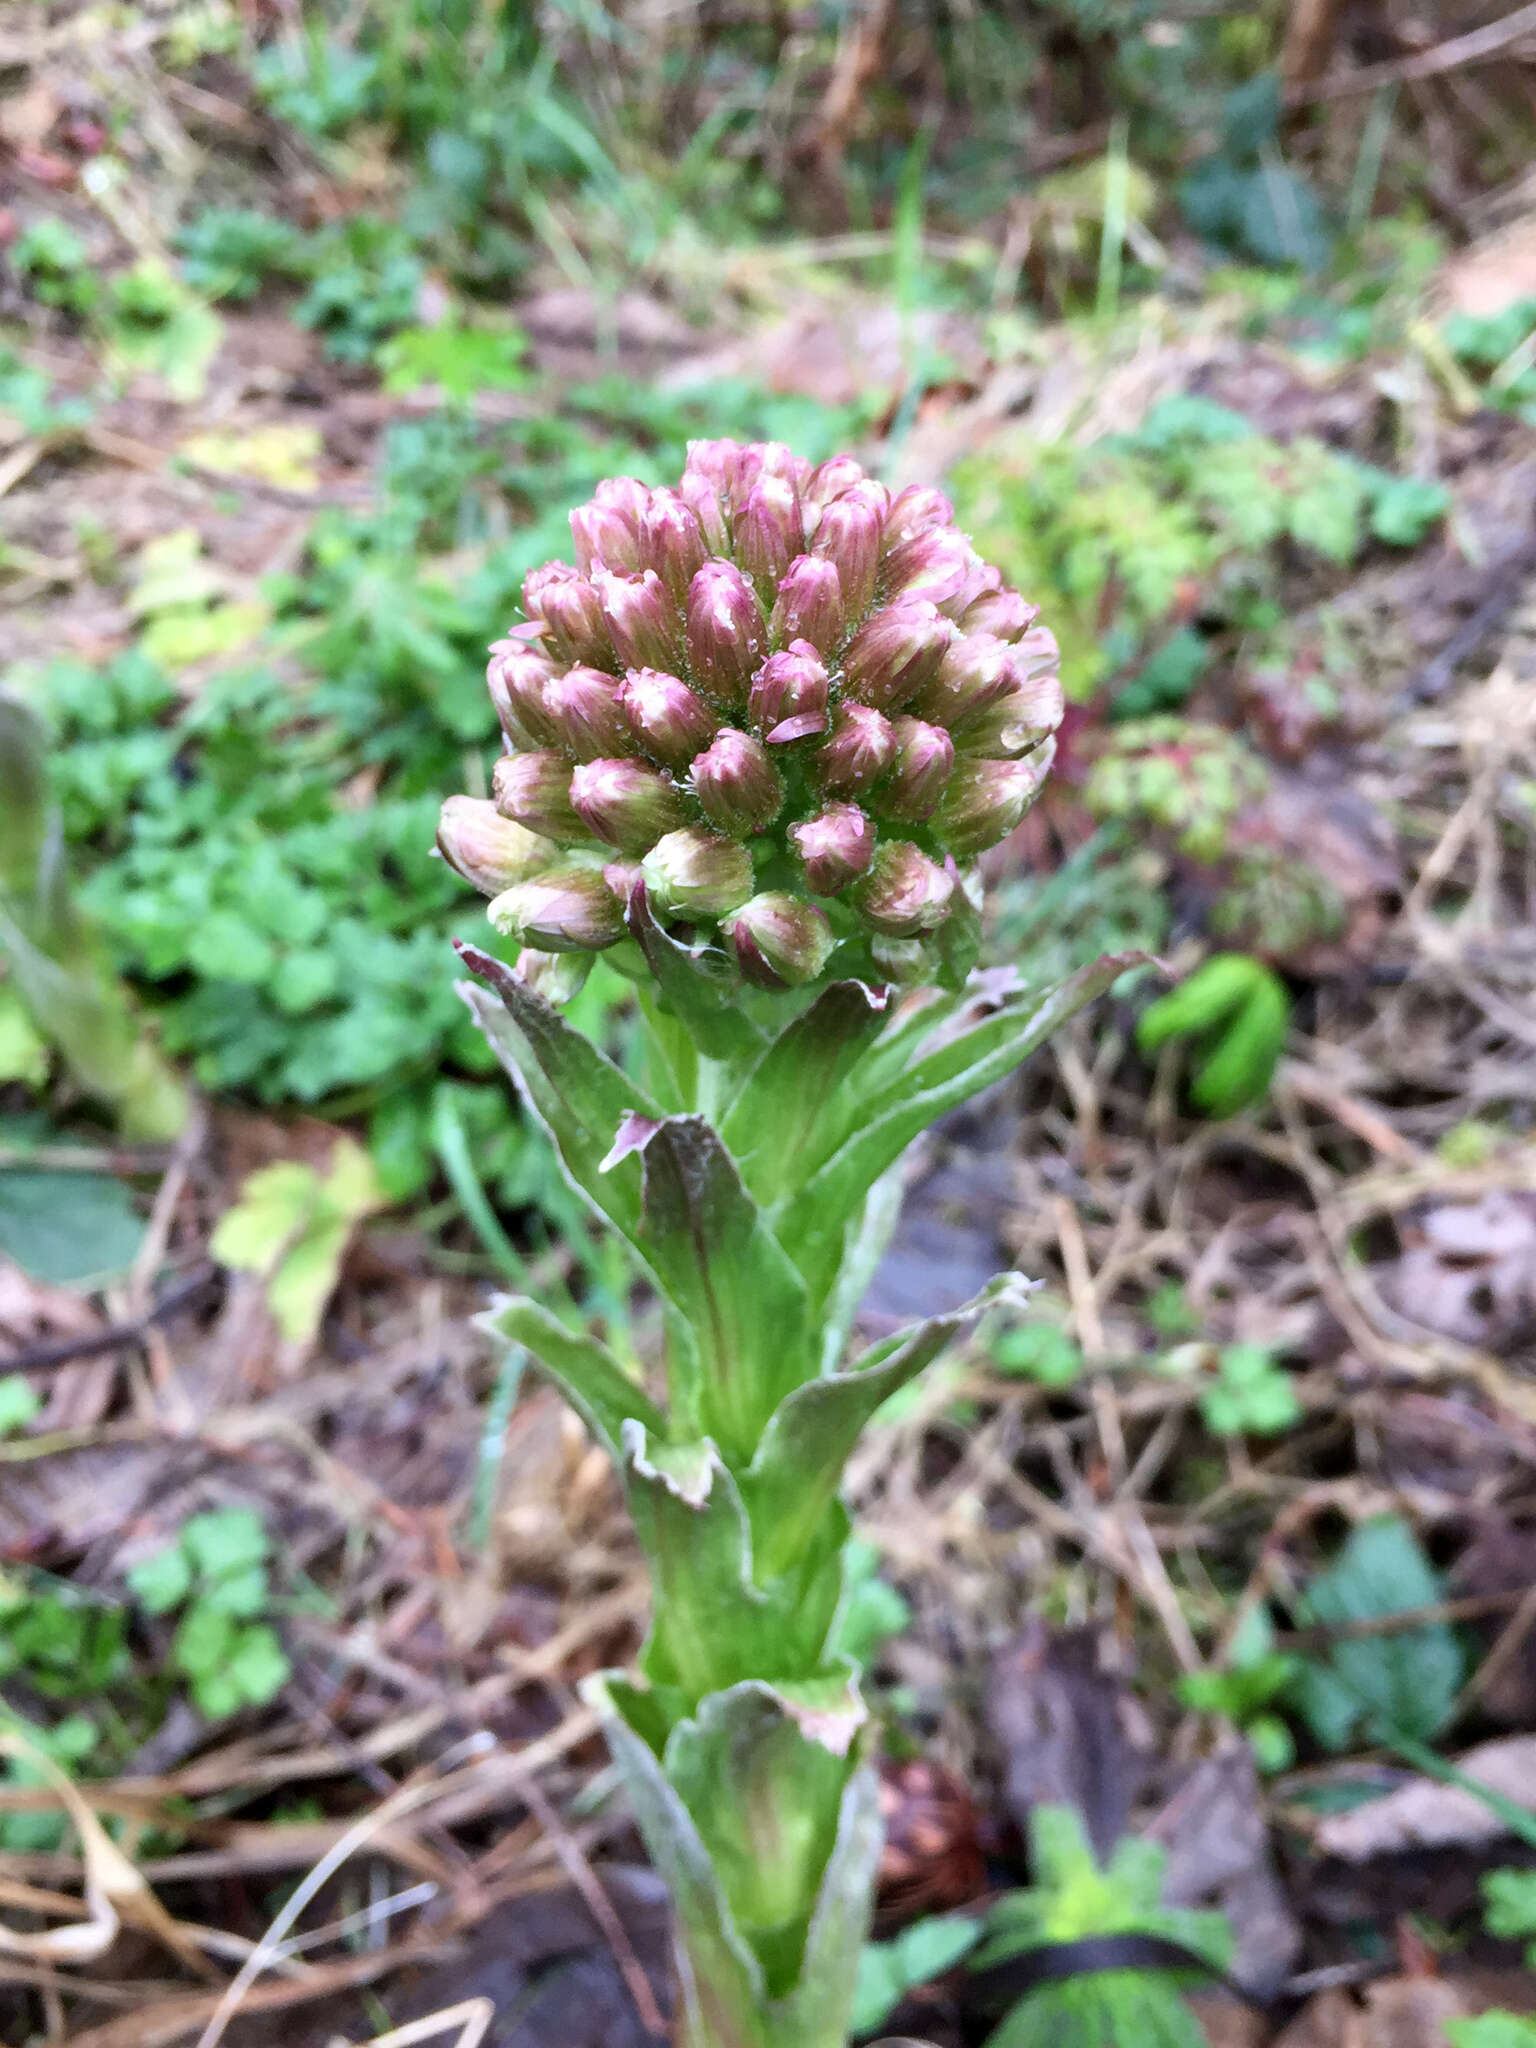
[1446,2018,1536,2048]
[126,1544,193,1616]
[0,1375,41,1436]
[854,1914,982,2035]
[1367,473,1449,548]
[990,1322,1083,1386]
[377,322,529,400]
[226,1623,291,1706]
[1292,1516,1465,1749]
[1199,1345,1301,1437]
[744,1273,1026,1578]
[198,1564,269,1619]
[0,1169,146,1286]
[182,1506,269,1578]
[173,1602,236,1679]
[1482,1868,1536,1946]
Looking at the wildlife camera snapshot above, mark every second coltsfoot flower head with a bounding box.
[440,442,1062,991]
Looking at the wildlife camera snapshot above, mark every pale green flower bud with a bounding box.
[722,892,835,989]
[436,796,558,896]
[641,827,754,919]
[488,866,626,952]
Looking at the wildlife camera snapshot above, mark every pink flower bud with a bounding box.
[910,632,1019,727]
[488,865,626,953]
[639,488,709,603]
[804,454,871,508]
[691,727,784,836]
[641,826,754,919]
[952,669,1064,758]
[1013,624,1061,679]
[522,559,574,619]
[525,566,614,669]
[569,756,688,853]
[436,796,557,897]
[722,892,834,989]
[736,473,804,600]
[685,559,766,710]
[962,576,1039,642]
[755,441,812,490]
[882,716,955,822]
[686,438,751,506]
[882,484,954,549]
[749,640,830,743]
[933,743,1055,856]
[595,568,682,673]
[619,668,715,769]
[542,665,633,761]
[811,482,885,620]
[769,553,845,656]
[492,749,585,842]
[789,802,876,895]
[487,643,560,749]
[852,839,955,936]
[813,703,897,798]
[883,526,979,609]
[571,486,644,574]
[841,599,955,712]
[678,467,730,552]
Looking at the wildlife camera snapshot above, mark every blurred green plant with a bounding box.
[1136,954,1289,1117]
[1178,1607,1299,1773]
[1195,1342,1301,1438]
[210,1138,383,1346]
[1289,1515,1465,1752]
[1480,1868,1536,1969]
[173,206,308,302]
[10,218,99,316]
[0,692,188,1138]
[953,394,1448,701]
[969,1805,1232,2048]
[126,1507,292,1721]
[1084,718,1268,864]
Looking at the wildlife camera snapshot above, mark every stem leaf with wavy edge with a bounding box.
[481,1296,667,1459]
[624,882,766,1063]
[784,953,1149,1307]
[623,1115,814,1463]
[590,1671,883,2048]
[662,1672,867,1996]
[745,1272,1031,1580]
[454,943,659,1250]
[623,1422,842,1706]
[720,980,892,1203]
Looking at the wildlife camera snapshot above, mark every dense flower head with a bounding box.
[442,441,1061,991]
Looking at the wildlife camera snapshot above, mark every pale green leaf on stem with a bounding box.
[720,979,892,1203]
[456,943,661,1249]
[483,1294,667,1458]
[745,1272,1032,1579]
[625,1116,814,1463]
[784,953,1150,1307]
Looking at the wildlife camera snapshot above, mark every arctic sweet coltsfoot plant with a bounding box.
[440,440,1138,2048]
